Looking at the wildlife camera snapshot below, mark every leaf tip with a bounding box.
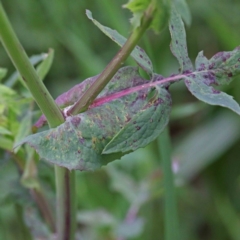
[102,148,113,155]
[86,9,93,20]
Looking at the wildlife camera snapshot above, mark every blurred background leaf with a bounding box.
[1,0,240,239]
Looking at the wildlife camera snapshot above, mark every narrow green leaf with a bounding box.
[5,52,52,88]
[36,49,54,81]
[0,68,7,82]
[0,84,22,115]
[0,126,12,135]
[21,146,40,189]
[123,0,150,12]
[86,10,153,75]
[15,67,171,171]
[14,112,32,153]
[0,83,16,95]
[171,102,205,120]
[169,5,193,73]
[0,136,13,150]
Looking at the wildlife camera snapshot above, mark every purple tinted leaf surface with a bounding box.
[16,67,171,171]
[104,83,171,154]
[34,75,98,128]
[169,6,240,114]
[185,47,240,114]
[195,49,240,85]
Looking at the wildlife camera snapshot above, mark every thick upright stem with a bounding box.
[68,3,156,115]
[158,128,179,240]
[0,3,64,126]
[0,3,75,239]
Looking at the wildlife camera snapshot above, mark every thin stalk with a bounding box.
[30,188,56,232]
[0,3,75,239]
[55,167,76,240]
[158,128,179,240]
[68,2,156,115]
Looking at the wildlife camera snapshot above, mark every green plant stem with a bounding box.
[0,3,64,126]
[55,167,76,240]
[68,2,156,115]
[158,128,179,240]
[30,188,56,232]
[0,3,76,239]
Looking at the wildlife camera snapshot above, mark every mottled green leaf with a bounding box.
[34,74,104,128]
[16,67,171,171]
[104,84,171,153]
[185,47,240,114]
[169,5,240,114]
[195,48,240,85]
[86,10,153,75]
[185,77,240,114]
[169,5,193,73]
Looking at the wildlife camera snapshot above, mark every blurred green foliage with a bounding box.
[1,0,240,239]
